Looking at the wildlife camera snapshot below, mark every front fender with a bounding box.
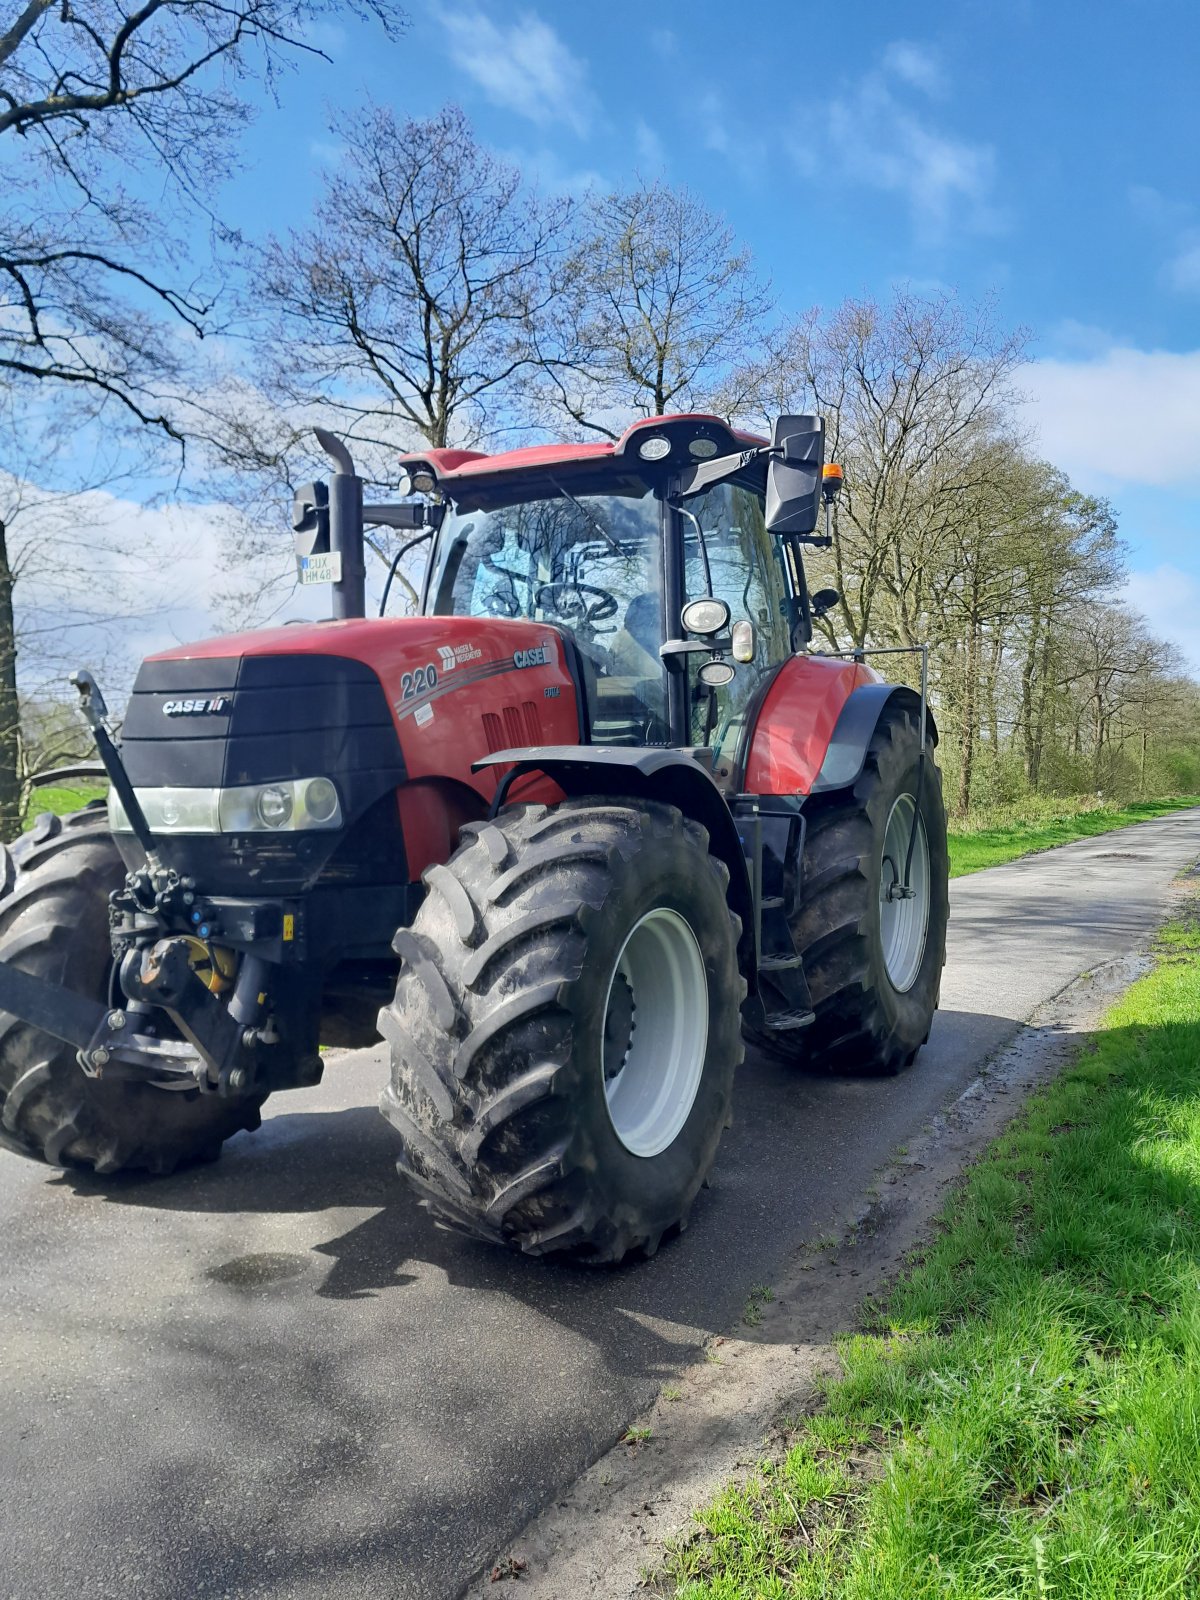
[473,746,755,974]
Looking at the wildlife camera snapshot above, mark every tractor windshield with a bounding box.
[426,481,669,745]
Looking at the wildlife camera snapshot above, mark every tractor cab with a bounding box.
[403,414,824,784]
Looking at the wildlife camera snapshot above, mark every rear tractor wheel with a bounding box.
[379,798,746,1262]
[752,705,949,1075]
[0,804,266,1175]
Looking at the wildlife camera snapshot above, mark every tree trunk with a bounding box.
[0,518,23,840]
[956,619,980,818]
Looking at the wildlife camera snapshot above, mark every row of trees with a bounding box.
[2,8,1196,830]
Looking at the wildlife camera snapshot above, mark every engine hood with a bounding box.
[138,614,583,788]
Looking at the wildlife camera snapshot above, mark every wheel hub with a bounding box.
[601,908,709,1159]
[879,794,931,992]
[603,971,636,1081]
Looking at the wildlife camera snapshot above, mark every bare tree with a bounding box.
[0,0,403,837]
[532,180,772,438]
[253,104,571,456]
[739,291,1027,650]
[1,0,404,441]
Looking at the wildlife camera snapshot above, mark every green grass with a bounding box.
[22,782,107,827]
[664,914,1200,1599]
[948,794,1200,877]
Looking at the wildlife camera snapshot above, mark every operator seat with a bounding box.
[593,593,669,744]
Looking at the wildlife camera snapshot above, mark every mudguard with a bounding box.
[473,746,755,970]
[810,683,937,794]
[741,657,937,798]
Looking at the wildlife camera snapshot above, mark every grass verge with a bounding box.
[948,795,1200,877]
[22,782,107,826]
[664,911,1200,1598]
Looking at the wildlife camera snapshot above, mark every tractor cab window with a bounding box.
[428,484,669,745]
[681,482,794,777]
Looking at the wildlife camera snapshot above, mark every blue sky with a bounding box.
[205,0,1200,661]
[29,1,1196,674]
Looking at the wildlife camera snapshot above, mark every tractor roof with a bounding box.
[397,414,767,491]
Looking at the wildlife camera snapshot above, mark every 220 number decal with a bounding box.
[400,663,438,700]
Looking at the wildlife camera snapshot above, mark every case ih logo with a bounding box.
[513,641,553,669]
[162,697,231,717]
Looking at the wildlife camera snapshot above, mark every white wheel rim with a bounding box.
[879,794,931,993]
[602,908,709,1158]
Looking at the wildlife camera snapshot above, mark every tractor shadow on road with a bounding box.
[53,1007,1024,1364]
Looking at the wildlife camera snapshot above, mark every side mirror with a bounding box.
[764,415,824,536]
[292,480,330,558]
[811,587,840,619]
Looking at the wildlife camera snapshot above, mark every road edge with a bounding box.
[469,876,1197,1600]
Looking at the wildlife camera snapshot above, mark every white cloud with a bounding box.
[826,47,999,242]
[1168,242,1200,294]
[1125,185,1200,297]
[634,119,667,173]
[1020,345,1200,489]
[881,41,943,97]
[693,89,766,179]
[492,144,607,196]
[440,9,597,137]
[3,475,321,707]
[1125,566,1200,672]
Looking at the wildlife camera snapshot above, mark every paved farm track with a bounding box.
[2,811,1199,1600]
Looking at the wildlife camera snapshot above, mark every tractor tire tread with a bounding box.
[381,797,743,1262]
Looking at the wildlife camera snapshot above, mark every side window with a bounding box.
[682,484,794,773]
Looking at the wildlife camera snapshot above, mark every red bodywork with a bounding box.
[744,656,879,795]
[151,616,579,876]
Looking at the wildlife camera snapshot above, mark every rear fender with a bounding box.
[809,684,938,795]
[473,746,755,976]
[740,656,936,797]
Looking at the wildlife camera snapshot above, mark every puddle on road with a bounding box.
[206,1252,309,1288]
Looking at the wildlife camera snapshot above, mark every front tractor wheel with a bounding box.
[379,799,746,1263]
[0,805,267,1175]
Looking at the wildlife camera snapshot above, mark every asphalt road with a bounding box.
[3,811,1199,1600]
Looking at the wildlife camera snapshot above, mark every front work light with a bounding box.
[698,660,735,687]
[681,597,731,636]
[637,436,671,462]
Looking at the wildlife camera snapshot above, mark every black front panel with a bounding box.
[122,655,398,787]
[118,654,408,893]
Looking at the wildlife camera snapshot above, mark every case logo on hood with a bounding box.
[513,641,554,669]
[162,696,231,717]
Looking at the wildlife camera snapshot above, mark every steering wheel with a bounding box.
[536,582,619,626]
[482,588,521,618]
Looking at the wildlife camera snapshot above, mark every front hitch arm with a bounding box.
[0,939,257,1095]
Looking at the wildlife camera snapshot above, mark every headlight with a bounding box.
[108,778,343,835]
[255,784,294,829]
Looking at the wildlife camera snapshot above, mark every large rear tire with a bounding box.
[0,805,266,1175]
[751,707,949,1075]
[379,798,745,1263]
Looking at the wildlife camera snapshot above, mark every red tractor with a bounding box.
[0,414,948,1262]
